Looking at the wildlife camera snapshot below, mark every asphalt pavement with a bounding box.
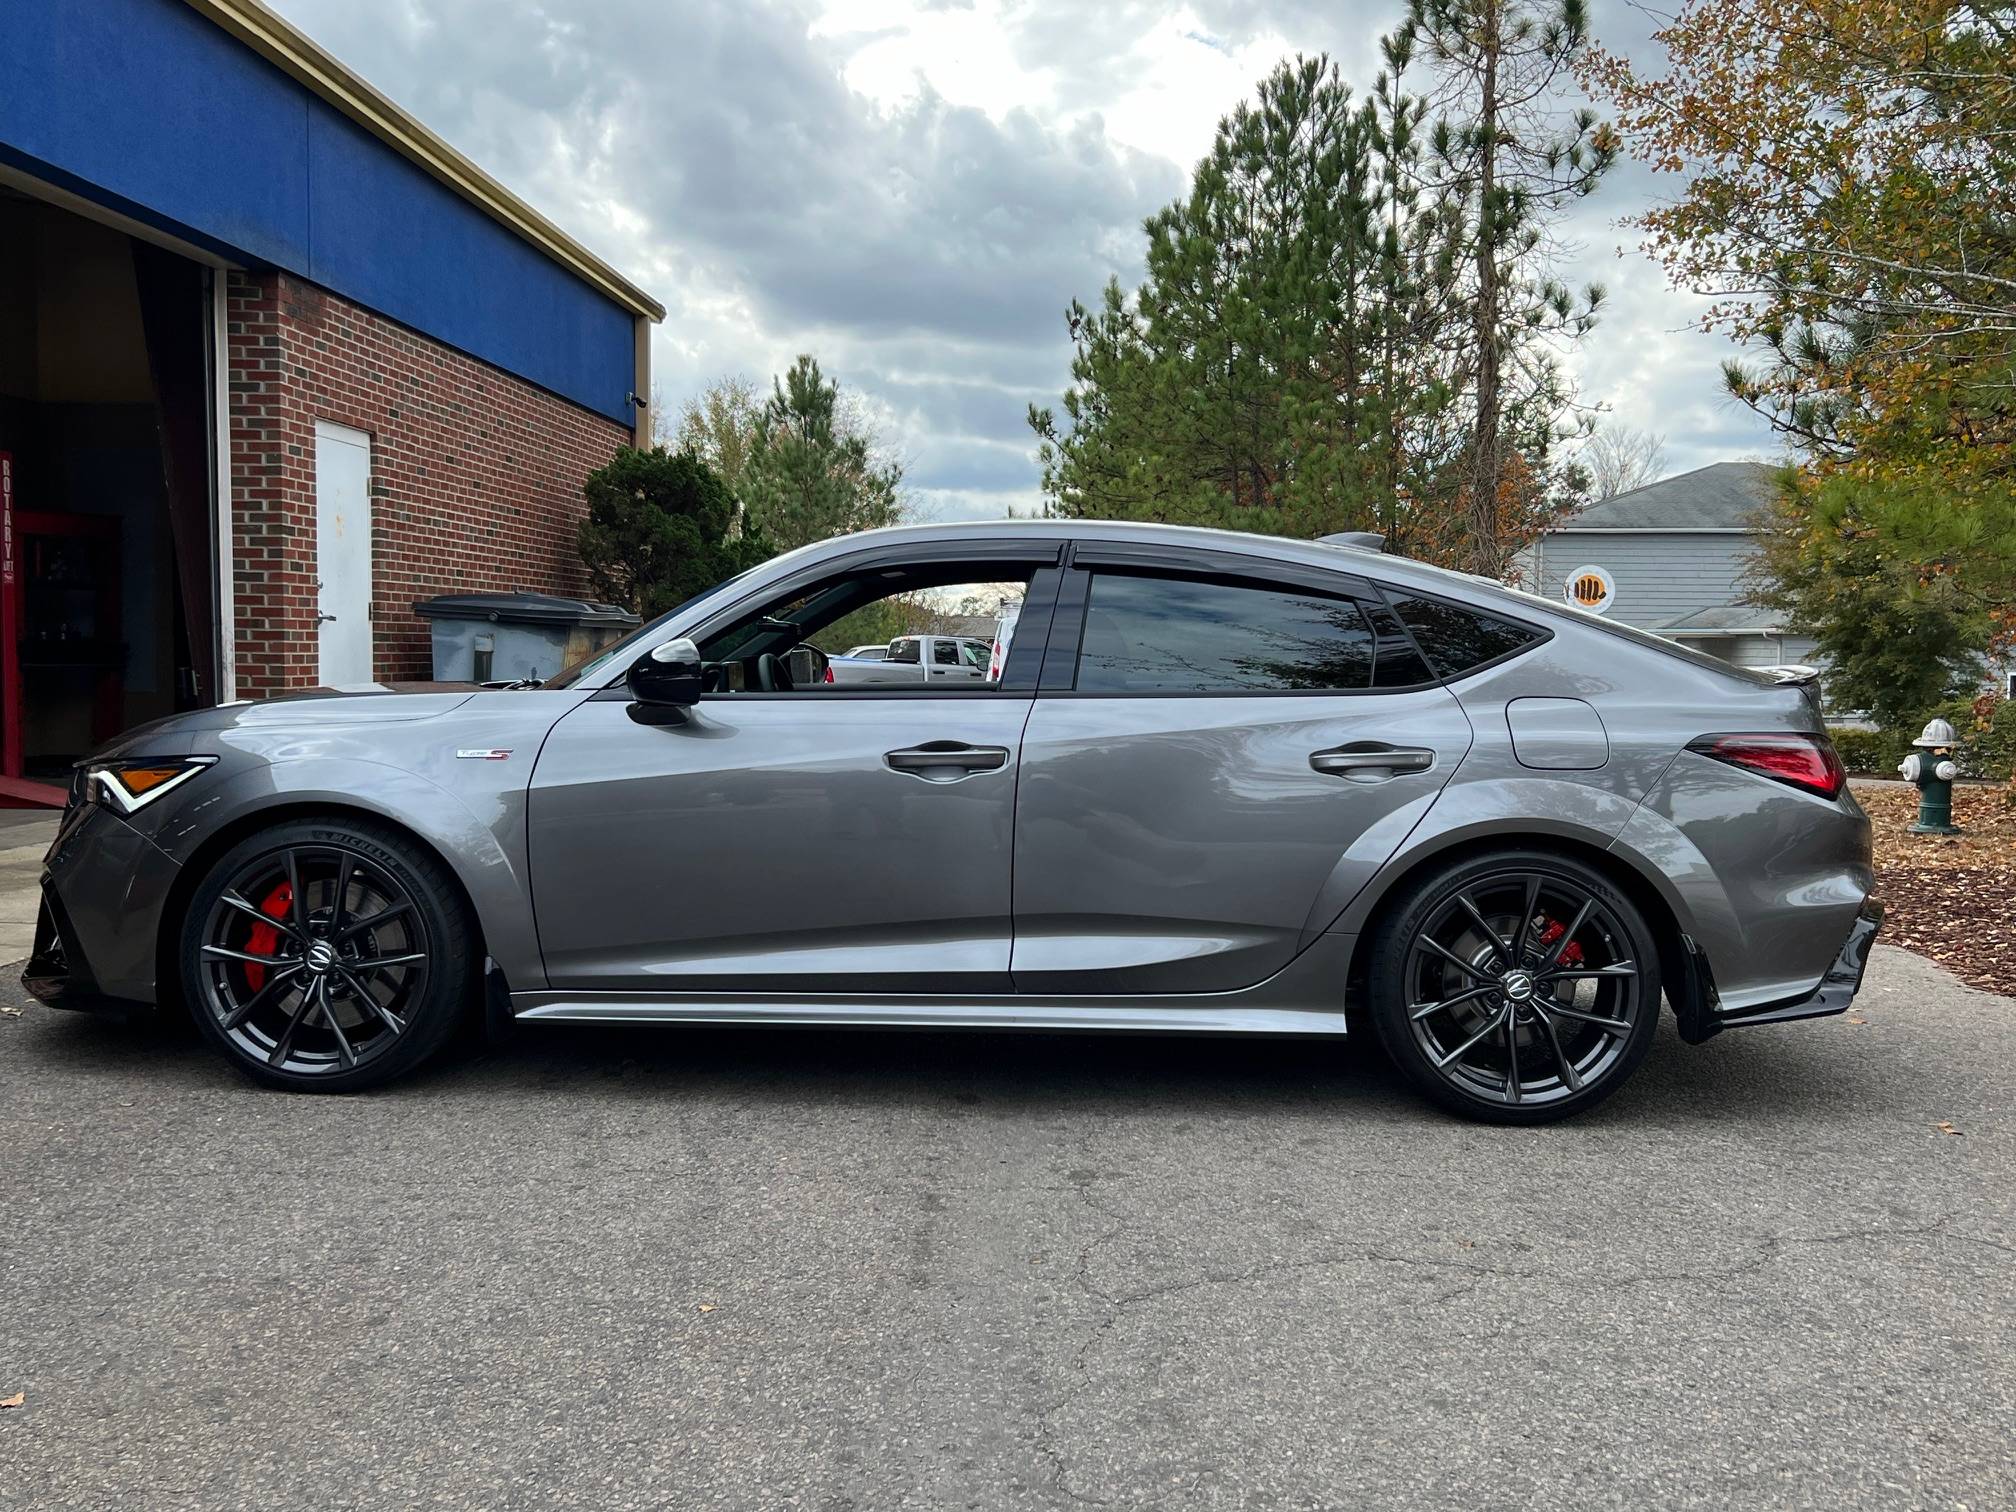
[0,813,58,963]
[1,945,2010,1511]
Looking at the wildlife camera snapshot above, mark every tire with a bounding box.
[1367,849,1662,1125]
[180,817,475,1092]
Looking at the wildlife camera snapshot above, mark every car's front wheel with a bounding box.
[181,817,473,1091]
[1367,850,1662,1124]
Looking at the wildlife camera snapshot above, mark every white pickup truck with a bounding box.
[827,634,995,685]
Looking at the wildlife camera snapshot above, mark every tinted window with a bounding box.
[1389,594,1542,677]
[888,638,920,664]
[1362,602,1435,688]
[932,640,958,665]
[1077,574,1374,693]
[959,640,989,668]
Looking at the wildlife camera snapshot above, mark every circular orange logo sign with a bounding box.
[1564,565,1615,613]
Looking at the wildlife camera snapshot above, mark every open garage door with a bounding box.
[0,190,220,802]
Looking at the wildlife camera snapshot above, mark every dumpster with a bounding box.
[412,591,640,684]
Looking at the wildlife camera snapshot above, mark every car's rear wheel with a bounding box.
[1367,850,1661,1124]
[180,818,473,1092]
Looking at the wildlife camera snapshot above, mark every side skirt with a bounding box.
[510,996,1350,1037]
[511,932,1360,1038]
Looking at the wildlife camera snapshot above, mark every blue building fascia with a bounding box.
[1,0,657,429]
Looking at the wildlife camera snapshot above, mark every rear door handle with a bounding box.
[1310,746,1435,779]
[885,742,1011,779]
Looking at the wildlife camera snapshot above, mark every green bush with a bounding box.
[1961,696,2016,781]
[1827,725,1899,776]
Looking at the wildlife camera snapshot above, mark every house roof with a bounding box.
[184,0,664,321]
[1654,604,1781,634]
[1558,461,1779,531]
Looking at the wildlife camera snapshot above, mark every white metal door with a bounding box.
[314,421,373,684]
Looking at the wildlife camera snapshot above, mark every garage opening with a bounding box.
[0,190,218,801]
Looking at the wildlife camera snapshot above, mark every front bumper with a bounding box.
[1675,900,1884,1044]
[22,888,148,1015]
[20,799,182,1010]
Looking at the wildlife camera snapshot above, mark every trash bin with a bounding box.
[412,591,640,684]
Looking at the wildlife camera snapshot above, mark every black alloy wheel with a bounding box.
[1369,852,1662,1123]
[183,819,471,1091]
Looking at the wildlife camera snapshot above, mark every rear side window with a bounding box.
[1362,602,1435,688]
[932,640,958,666]
[1388,593,1543,678]
[1077,573,1374,693]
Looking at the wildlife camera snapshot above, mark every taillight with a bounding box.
[823,664,835,684]
[1688,733,1845,799]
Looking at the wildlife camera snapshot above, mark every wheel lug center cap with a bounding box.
[305,941,337,975]
[1500,969,1535,1004]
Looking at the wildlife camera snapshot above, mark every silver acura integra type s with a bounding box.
[26,522,1880,1123]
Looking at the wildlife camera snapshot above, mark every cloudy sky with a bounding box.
[272,0,1780,522]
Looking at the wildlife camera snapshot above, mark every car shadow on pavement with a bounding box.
[6,996,1892,1128]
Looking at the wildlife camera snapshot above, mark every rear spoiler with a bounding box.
[1763,665,1821,687]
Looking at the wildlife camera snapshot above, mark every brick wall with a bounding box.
[225,270,630,696]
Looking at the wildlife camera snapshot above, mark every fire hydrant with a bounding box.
[1898,718,1962,835]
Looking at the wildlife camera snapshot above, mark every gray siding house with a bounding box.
[1520,461,1817,671]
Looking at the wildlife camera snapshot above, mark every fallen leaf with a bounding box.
[696,1303,716,1313]
[1846,1016,1867,1025]
[0,1393,22,1409]
[1935,1121,1965,1137]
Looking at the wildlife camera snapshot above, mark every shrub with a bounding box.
[1827,725,1897,776]
[579,446,772,618]
[1832,696,2016,781]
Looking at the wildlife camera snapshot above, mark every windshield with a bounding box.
[544,569,758,690]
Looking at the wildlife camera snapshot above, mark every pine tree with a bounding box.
[1406,0,1614,575]
[1030,39,1604,569]
[1031,57,1394,537]
[740,356,906,553]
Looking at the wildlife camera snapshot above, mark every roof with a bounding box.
[940,615,1000,639]
[1654,604,1781,634]
[184,0,664,321]
[1556,461,1779,531]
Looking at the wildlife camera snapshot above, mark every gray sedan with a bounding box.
[26,521,1878,1122]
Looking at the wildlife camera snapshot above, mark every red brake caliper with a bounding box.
[1534,918,1585,969]
[242,882,294,991]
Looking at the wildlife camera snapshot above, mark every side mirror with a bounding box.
[627,638,703,707]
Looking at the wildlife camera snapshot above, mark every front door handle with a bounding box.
[885,741,1011,780]
[1310,746,1435,780]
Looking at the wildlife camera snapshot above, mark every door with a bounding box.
[529,694,1031,992]
[526,540,1061,994]
[929,637,987,683]
[1011,559,1474,995]
[314,421,373,684]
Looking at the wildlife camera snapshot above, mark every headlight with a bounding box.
[83,756,218,814]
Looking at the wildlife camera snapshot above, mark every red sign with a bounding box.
[0,450,16,776]
[1,450,12,587]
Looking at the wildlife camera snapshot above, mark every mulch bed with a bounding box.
[1855,782,2016,998]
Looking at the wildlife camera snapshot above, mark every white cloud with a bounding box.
[269,0,1775,516]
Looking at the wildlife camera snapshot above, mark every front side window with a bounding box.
[686,559,1038,694]
[1076,573,1375,693]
